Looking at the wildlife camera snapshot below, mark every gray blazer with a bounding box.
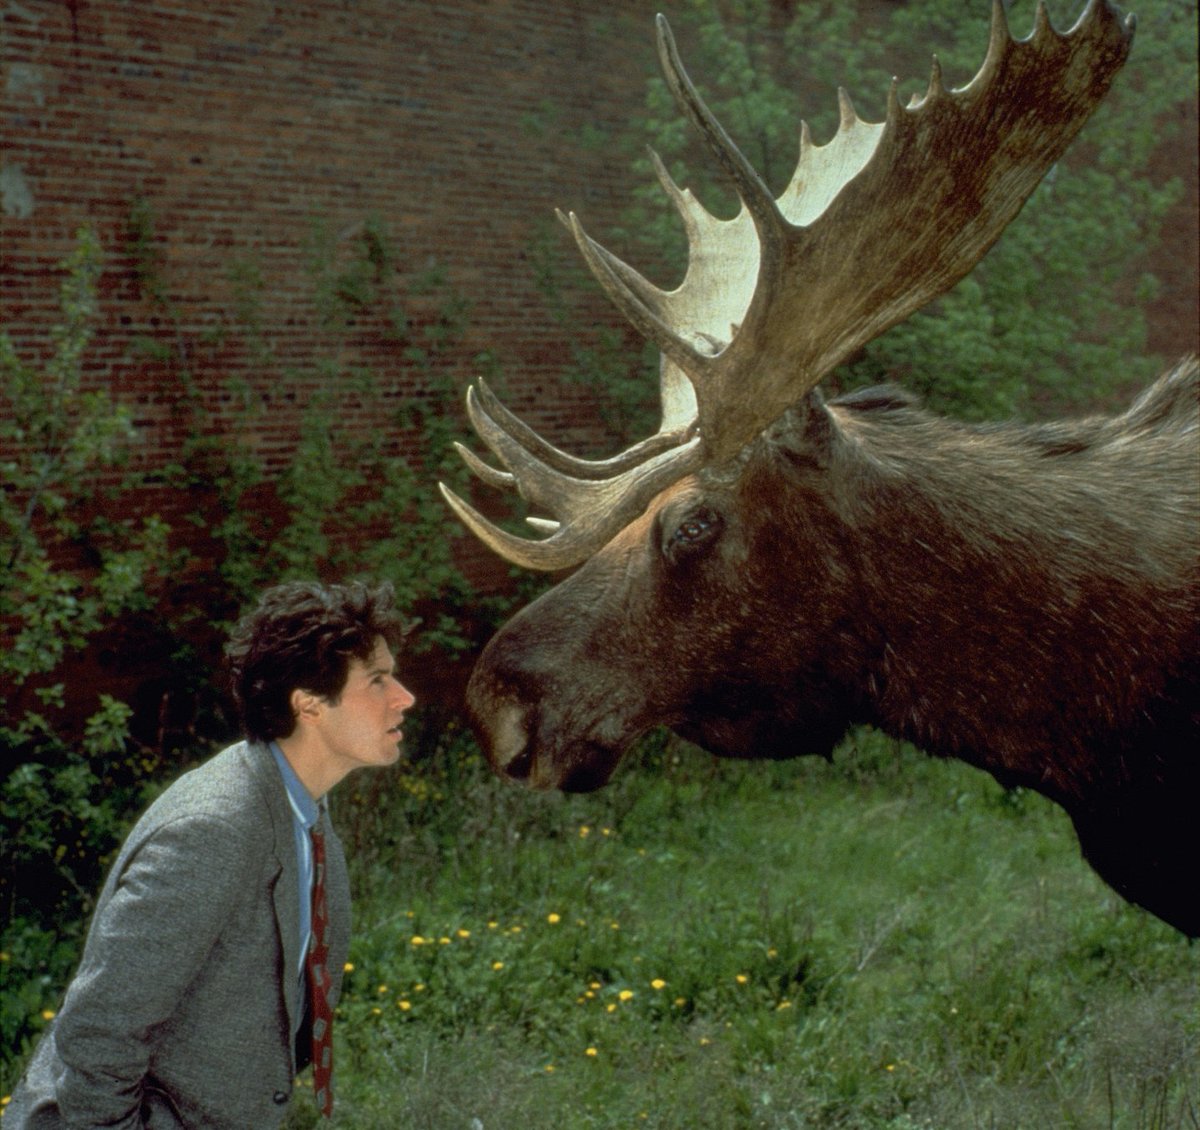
[5,741,351,1130]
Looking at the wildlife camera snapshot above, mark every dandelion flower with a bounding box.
[651,979,666,991]
[492,961,504,971]
[41,1009,56,1021]
[579,825,591,838]
[343,962,355,973]
[585,1047,598,1057]
[457,928,470,939]
[544,1064,556,1073]
[547,913,561,925]
[606,1003,617,1013]
[735,974,749,984]
[410,935,426,946]
[618,989,634,1001]
[377,984,389,995]
[398,1000,412,1011]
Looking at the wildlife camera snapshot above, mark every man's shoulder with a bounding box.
[134,741,285,841]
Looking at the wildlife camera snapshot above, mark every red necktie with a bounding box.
[307,823,334,1117]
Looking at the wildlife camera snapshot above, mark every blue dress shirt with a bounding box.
[270,742,319,975]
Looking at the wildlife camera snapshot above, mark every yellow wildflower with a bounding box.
[651,979,666,990]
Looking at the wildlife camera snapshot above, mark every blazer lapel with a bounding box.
[243,742,305,1035]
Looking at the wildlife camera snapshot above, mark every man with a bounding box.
[6,580,415,1128]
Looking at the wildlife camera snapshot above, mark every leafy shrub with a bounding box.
[1,229,176,1058]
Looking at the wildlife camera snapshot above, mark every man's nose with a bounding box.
[393,680,416,710]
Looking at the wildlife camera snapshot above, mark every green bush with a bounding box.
[0,229,176,1058]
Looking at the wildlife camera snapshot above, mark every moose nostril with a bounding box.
[503,741,535,781]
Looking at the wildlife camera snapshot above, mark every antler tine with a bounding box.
[472,378,692,480]
[654,15,784,250]
[562,210,717,380]
[438,427,705,572]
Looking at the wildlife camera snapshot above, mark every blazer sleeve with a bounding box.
[52,812,259,1129]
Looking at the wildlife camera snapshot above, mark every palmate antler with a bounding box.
[440,0,1134,571]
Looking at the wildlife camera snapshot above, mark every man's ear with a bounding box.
[290,688,324,728]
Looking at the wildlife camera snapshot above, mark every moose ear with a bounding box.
[766,389,837,471]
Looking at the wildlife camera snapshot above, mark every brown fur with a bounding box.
[467,359,1200,935]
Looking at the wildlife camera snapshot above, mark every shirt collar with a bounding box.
[269,742,320,831]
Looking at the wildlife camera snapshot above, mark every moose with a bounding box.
[440,1,1199,937]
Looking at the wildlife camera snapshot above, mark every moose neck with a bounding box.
[814,396,1195,808]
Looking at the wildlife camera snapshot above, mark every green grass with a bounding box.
[284,730,1198,1129]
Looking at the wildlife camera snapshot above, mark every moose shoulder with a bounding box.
[440,2,1200,937]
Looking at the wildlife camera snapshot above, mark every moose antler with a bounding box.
[440,0,1134,571]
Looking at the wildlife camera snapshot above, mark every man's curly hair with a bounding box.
[224,580,408,744]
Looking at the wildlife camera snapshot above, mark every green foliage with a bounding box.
[568,0,1194,434]
[0,230,177,1058]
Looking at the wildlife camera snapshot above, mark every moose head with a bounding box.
[440,2,1200,937]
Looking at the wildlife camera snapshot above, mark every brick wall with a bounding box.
[0,2,681,476]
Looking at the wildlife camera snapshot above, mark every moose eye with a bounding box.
[664,508,722,561]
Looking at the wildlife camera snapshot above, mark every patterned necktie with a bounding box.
[307,822,334,1117]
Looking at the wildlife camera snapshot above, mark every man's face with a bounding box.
[312,637,415,777]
